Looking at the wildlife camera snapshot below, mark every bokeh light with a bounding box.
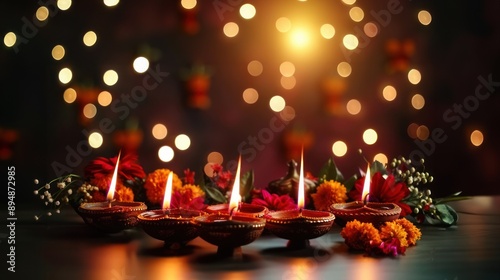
[416,125,430,140]
[280,76,296,90]
[349,7,364,22]
[88,132,103,148]
[343,34,359,50]
[223,22,239,37]
[470,130,484,146]
[242,88,259,104]
[103,69,118,86]
[58,67,73,84]
[346,99,361,115]
[408,69,421,85]
[407,123,419,139]
[342,0,356,5]
[290,28,310,48]
[83,31,97,47]
[240,3,256,19]
[418,10,432,25]
[207,151,224,164]
[337,62,352,77]
[180,0,196,9]
[280,106,296,122]
[36,6,50,22]
[133,56,150,73]
[83,103,97,119]
[363,128,378,145]
[270,95,286,112]
[103,0,120,7]
[158,146,174,162]
[51,45,65,60]
[332,141,348,157]
[175,134,191,150]
[411,94,425,110]
[280,61,295,77]
[97,91,112,106]
[373,153,388,165]
[63,88,77,103]
[57,0,72,11]
[152,123,168,140]
[247,60,263,76]
[3,32,16,47]
[276,17,292,33]
[364,22,378,37]
[320,24,335,39]
[382,85,397,101]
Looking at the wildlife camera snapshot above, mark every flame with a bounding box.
[106,151,121,202]
[297,149,305,210]
[361,165,371,203]
[228,156,242,214]
[162,171,173,210]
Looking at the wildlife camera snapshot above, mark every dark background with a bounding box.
[1,0,499,205]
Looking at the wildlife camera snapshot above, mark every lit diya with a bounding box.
[137,171,206,249]
[265,151,335,249]
[78,152,147,233]
[193,156,266,257]
[329,165,401,227]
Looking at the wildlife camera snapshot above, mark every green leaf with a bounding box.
[240,170,255,202]
[343,174,358,192]
[435,204,458,226]
[204,185,227,203]
[370,160,387,176]
[318,158,344,183]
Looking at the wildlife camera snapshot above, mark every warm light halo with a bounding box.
[162,171,173,210]
[228,156,242,214]
[106,152,121,201]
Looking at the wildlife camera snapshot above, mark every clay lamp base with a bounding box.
[78,201,147,233]
[193,213,266,258]
[329,201,401,227]
[137,209,206,249]
[265,209,335,250]
[205,203,268,218]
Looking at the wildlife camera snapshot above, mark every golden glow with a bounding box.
[88,132,103,148]
[418,10,432,25]
[269,95,286,112]
[152,123,168,140]
[343,34,359,50]
[346,99,361,115]
[361,164,371,202]
[470,130,484,147]
[407,123,419,139]
[158,146,174,162]
[36,6,49,21]
[207,151,223,164]
[175,134,191,150]
[349,7,364,22]
[276,17,292,33]
[411,94,425,110]
[63,88,77,103]
[290,28,310,48]
[382,85,397,101]
[297,149,305,209]
[162,171,173,210]
[204,162,215,177]
[364,22,378,37]
[133,56,149,73]
[373,153,388,165]
[247,60,263,76]
[332,141,347,157]
[51,45,65,60]
[83,31,97,47]
[281,76,296,90]
[223,22,239,37]
[57,0,72,11]
[416,125,429,140]
[242,88,259,104]
[280,106,296,122]
[97,91,112,106]
[342,0,356,5]
[181,0,196,9]
[58,67,73,84]
[408,69,422,85]
[337,61,352,77]
[320,24,335,39]
[239,3,256,19]
[103,0,120,7]
[280,61,295,77]
[106,151,121,201]
[3,32,16,47]
[103,70,118,86]
[229,156,242,213]
[363,128,378,145]
[83,103,97,119]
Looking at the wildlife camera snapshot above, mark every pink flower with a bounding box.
[376,238,406,256]
[251,190,297,211]
[170,190,205,210]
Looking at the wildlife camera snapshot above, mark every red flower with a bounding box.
[251,189,297,211]
[183,168,195,185]
[170,190,205,210]
[349,172,411,217]
[84,152,145,181]
[211,163,223,174]
[216,171,232,189]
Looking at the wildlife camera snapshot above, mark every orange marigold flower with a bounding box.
[179,184,205,200]
[341,220,382,251]
[144,169,183,205]
[394,218,422,246]
[380,221,409,248]
[311,180,348,211]
[115,186,135,202]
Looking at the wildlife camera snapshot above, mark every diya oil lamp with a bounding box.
[78,152,147,233]
[193,156,266,257]
[329,165,401,227]
[137,171,206,249]
[265,151,335,249]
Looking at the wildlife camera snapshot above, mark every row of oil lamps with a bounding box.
[77,152,402,257]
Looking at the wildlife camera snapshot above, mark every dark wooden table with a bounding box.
[5,196,500,280]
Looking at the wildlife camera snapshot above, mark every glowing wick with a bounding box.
[106,151,121,207]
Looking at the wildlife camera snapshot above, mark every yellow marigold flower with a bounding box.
[115,186,135,202]
[394,218,422,246]
[180,184,205,199]
[341,220,382,250]
[311,180,348,211]
[144,169,183,205]
[380,221,409,248]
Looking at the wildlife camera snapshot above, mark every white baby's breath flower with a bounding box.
[34,215,39,220]
[67,189,73,195]
[34,190,39,195]
[57,182,65,189]
[44,184,50,189]
[34,179,39,185]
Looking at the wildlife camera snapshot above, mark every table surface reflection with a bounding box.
[7,196,500,280]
